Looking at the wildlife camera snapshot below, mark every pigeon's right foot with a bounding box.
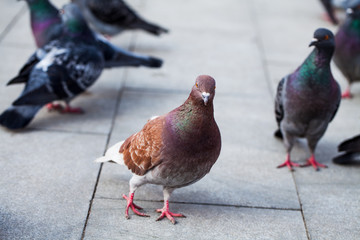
[156,200,186,224]
[61,104,84,114]
[123,193,149,219]
[341,88,352,99]
[277,154,300,171]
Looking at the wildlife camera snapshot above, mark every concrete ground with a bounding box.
[0,0,359,239]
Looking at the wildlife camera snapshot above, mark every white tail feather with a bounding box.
[95,141,125,165]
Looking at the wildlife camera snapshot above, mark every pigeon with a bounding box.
[320,0,339,24]
[23,0,163,68]
[0,3,104,130]
[72,0,169,37]
[274,28,341,171]
[334,1,360,98]
[96,75,221,224]
[333,134,360,164]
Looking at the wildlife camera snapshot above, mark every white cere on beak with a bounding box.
[346,8,354,15]
[311,38,318,43]
[202,92,210,105]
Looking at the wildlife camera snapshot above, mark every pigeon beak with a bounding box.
[202,92,210,106]
[309,38,318,47]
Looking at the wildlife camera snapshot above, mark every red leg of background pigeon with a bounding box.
[341,87,352,99]
[277,153,300,171]
[61,103,84,114]
[122,193,149,219]
[46,103,64,111]
[301,154,327,171]
[156,200,186,224]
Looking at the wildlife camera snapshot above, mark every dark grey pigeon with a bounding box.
[274,28,341,171]
[72,0,169,37]
[95,75,221,224]
[333,134,360,164]
[334,1,360,98]
[23,0,163,68]
[0,3,104,130]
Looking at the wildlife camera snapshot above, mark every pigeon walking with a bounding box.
[333,134,360,164]
[274,28,341,171]
[72,0,169,37]
[96,75,221,224]
[334,1,360,98]
[23,0,163,68]
[0,3,104,130]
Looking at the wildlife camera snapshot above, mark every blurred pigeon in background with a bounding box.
[72,0,169,37]
[333,134,360,164]
[23,0,163,68]
[274,28,341,171]
[320,0,339,24]
[334,0,360,98]
[0,3,105,129]
[96,75,221,224]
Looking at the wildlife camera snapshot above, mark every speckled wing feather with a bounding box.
[275,76,286,127]
[120,116,164,176]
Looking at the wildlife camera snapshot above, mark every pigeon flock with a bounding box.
[0,0,360,225]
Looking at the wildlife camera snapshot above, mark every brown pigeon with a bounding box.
[96,75,221,224]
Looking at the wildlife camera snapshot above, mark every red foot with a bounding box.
[156,200,186,224]
[122,193,149,219]
[301,154,328,171]
[277,154,300,171]
[46,103,64,112]
[61,104,84,114]
[341,88,352,99]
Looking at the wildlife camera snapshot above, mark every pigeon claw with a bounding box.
[341,88,352,99]
[61,104,84,114]
[277,154,300,171]
[156,201,186,224]
[301,155,327,171]
[46,103,64,112]
[122,193,150,219]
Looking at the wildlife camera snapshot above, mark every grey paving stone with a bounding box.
[84,199,308,240]
[0,130,106,240]
[0,1,25,41]
[95,89,300,209]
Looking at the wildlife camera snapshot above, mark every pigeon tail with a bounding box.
[95,141,125,164]
[134,20,169,36]
[338,135,360,152]
[0,105,42,130]
[141,56,163,68]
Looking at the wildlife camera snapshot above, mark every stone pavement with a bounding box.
[0,0,359,239]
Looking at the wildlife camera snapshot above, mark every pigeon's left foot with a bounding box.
[46,103,64,112]
[61,104,84,114]
[277,154,300,171]
[156,200,186,224]
[301,154,327,171]
[341,88,352,99]
[123,193,150,219]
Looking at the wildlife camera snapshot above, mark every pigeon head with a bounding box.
[61,3,93,38]
[190,75,216,106]
[309,28,335,49]
[346,4,360,19]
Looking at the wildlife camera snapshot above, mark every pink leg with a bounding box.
[301,154,328,171]
[156,200,186,224]
[46,103,64,112]
[122,193,149,219]
[277,153,300,171]
[342,87,352,99]
[61,103,84,114]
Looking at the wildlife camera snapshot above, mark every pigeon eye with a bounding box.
[196,83,198,88]
[324,35,329,40]
[214,86,216,90]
